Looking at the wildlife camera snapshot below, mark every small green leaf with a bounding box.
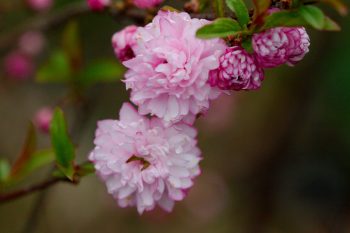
[299,5,325,30]
[18,149,55,179]
[10,123,37,178]
[213,0,225,17]
[36,50,71,83]
[78,60,126,86]
[160,5,180,12]
[77,162,95,177]
[263,10,307,29]
[50,108,75,180]
[196,18,242,39]
[0,159,10,183]
[323,16,341,31]
[226,0,250,27]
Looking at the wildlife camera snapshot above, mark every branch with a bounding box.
[0,177,73,203]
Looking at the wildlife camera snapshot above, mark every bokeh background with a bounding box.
[1,0,350,233]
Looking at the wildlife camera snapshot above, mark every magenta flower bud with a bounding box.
[4,51,34,80]
[18,31,46,56]
[26,0,53,12]
[112,25,138,62]
[132,0,163,9]
[253,27,310,68]
[209,46,264,91]
[87,0,110,11]
[34,107,53,133]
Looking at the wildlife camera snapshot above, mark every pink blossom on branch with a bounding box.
[87,0,110,11]
[132,0,163,9]
[112,25,138,62]
[18,31,46,56]
[253,27,310,68]
[34,107,53,133]
[123,11,227,125]
[26,0,53,12]
[89,103,201,214]
[209,46,264,91]
[3,51,34,80]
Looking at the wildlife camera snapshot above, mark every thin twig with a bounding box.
[0,177,72,203]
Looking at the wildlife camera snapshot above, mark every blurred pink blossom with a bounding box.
[18,31,46,56]
[112,25,138,62]
[26,0,53,11]
[89,103,202,214]
[34,107,53,133]
[123,11,227,125]
[87,0,110,11]
[132,0,163,9]
[4,51,34,80]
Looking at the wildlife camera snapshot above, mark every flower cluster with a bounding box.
[209,26,310,91]
[87,0,110,11]
[90,9,311,214]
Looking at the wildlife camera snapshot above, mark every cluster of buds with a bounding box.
[209,26,310,91]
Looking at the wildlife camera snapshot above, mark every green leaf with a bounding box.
[323,16,341,31]
[0,159,10,183]
[299,5,325,30]
[263,10,307,29]
[226,0,250,27]
[160,5,180,12]
[10,123,37,178]
[196,18,242,39]
[62,21,83,71]
[321,0,348,16]
[17,149,55,180]
[78,60,125,86]
[213,0,225,17]
[77,162,95,177]
[50,108,75,180]
[36,50,71,83]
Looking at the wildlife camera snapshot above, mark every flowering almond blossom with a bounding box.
[87,0,110,11]
[89,103,201,214]
[123,11,227,125]
[209,46,264,91]
[253,27,310,68]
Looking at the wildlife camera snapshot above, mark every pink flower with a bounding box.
[253,27,310,68]
[87,0,110,11]
[4,51,34,80]
[112,25,138,62]
[26,0,53,11]
[89,103,201,214]
[18,31,46,56]
[123,11,227,125]
[208,46,264,91]
[132,0,163,9]
[34,107,53,133]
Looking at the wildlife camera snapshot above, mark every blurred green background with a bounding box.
[1,0,350,233]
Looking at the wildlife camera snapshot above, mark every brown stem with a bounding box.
[0,177,73,204]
